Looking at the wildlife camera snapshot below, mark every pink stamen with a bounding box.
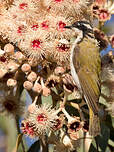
[19,3,28,9]
[32,39,41,49]
[31,24,39,31]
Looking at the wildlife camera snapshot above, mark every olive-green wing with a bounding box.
[73,38,101,114]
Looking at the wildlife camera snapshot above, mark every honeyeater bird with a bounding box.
[65,21,101,136]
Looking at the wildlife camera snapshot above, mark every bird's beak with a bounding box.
[64,26,72,29]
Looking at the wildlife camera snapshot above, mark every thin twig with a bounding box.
[15,115,25,152]
[40,136,48,152]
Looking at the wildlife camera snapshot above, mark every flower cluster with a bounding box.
[0,0,90,66]
[92,0,114,21]
[21,104,60,137]
[0,0,113,151]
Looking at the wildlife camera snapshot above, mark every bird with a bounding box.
[65,21,101,136]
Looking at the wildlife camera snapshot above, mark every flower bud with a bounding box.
[7,78,17,87]
[14,51,26,63]
[42,87,51,96]
[21,63,31,73]
[27,71,37,82]
[54,66,65,75]
[23,81,33,90]
[32,83,42,93]
[4,43,14,54]
[7,61,19,72]
[0,68,7,79]
[28,103,36,113]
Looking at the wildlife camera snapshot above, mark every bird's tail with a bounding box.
[89,108,100,136]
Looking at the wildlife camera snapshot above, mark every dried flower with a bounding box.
[0,94,24,116]
[45,74,61,88]
[94,28,109,50]
[82,120,89,132]
[109,35,114,48]
[98,8,111,22]
[92,0,114,21]
[106,102,114,117]
[52,114,64,130]
[62,107,81,140]
[91,3,100,17]
[67,117,81,138]
[62,74,76,93]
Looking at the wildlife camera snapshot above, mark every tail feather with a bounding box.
[89,108,100,136]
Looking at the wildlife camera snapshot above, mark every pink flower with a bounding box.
[98,9,111,21]
[57,21,66,32]
[41,21,49,29]
[21,121,36,137]
[22,104,59,136]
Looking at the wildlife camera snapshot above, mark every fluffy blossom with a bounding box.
[0,92,24,116]
[21,104,59,136]
[19,28,49,61]
[47,39,71,65]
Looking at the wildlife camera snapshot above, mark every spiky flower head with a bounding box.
[0,94,24,116]
[18,28,49,61]
[10,0,39,19]
[47,39,71,66]
[22,104,59,136]
[45,0,89,16]
[50,15,75,40]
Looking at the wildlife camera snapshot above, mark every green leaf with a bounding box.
[27,140,40,152]
[42,95,52,105]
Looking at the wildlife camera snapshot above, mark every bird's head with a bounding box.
[64,21,94,39]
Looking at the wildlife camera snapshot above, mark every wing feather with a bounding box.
[78,70,100,114]
[72,38,101,114]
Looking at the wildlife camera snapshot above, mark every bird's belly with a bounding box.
[70,59,82,92]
